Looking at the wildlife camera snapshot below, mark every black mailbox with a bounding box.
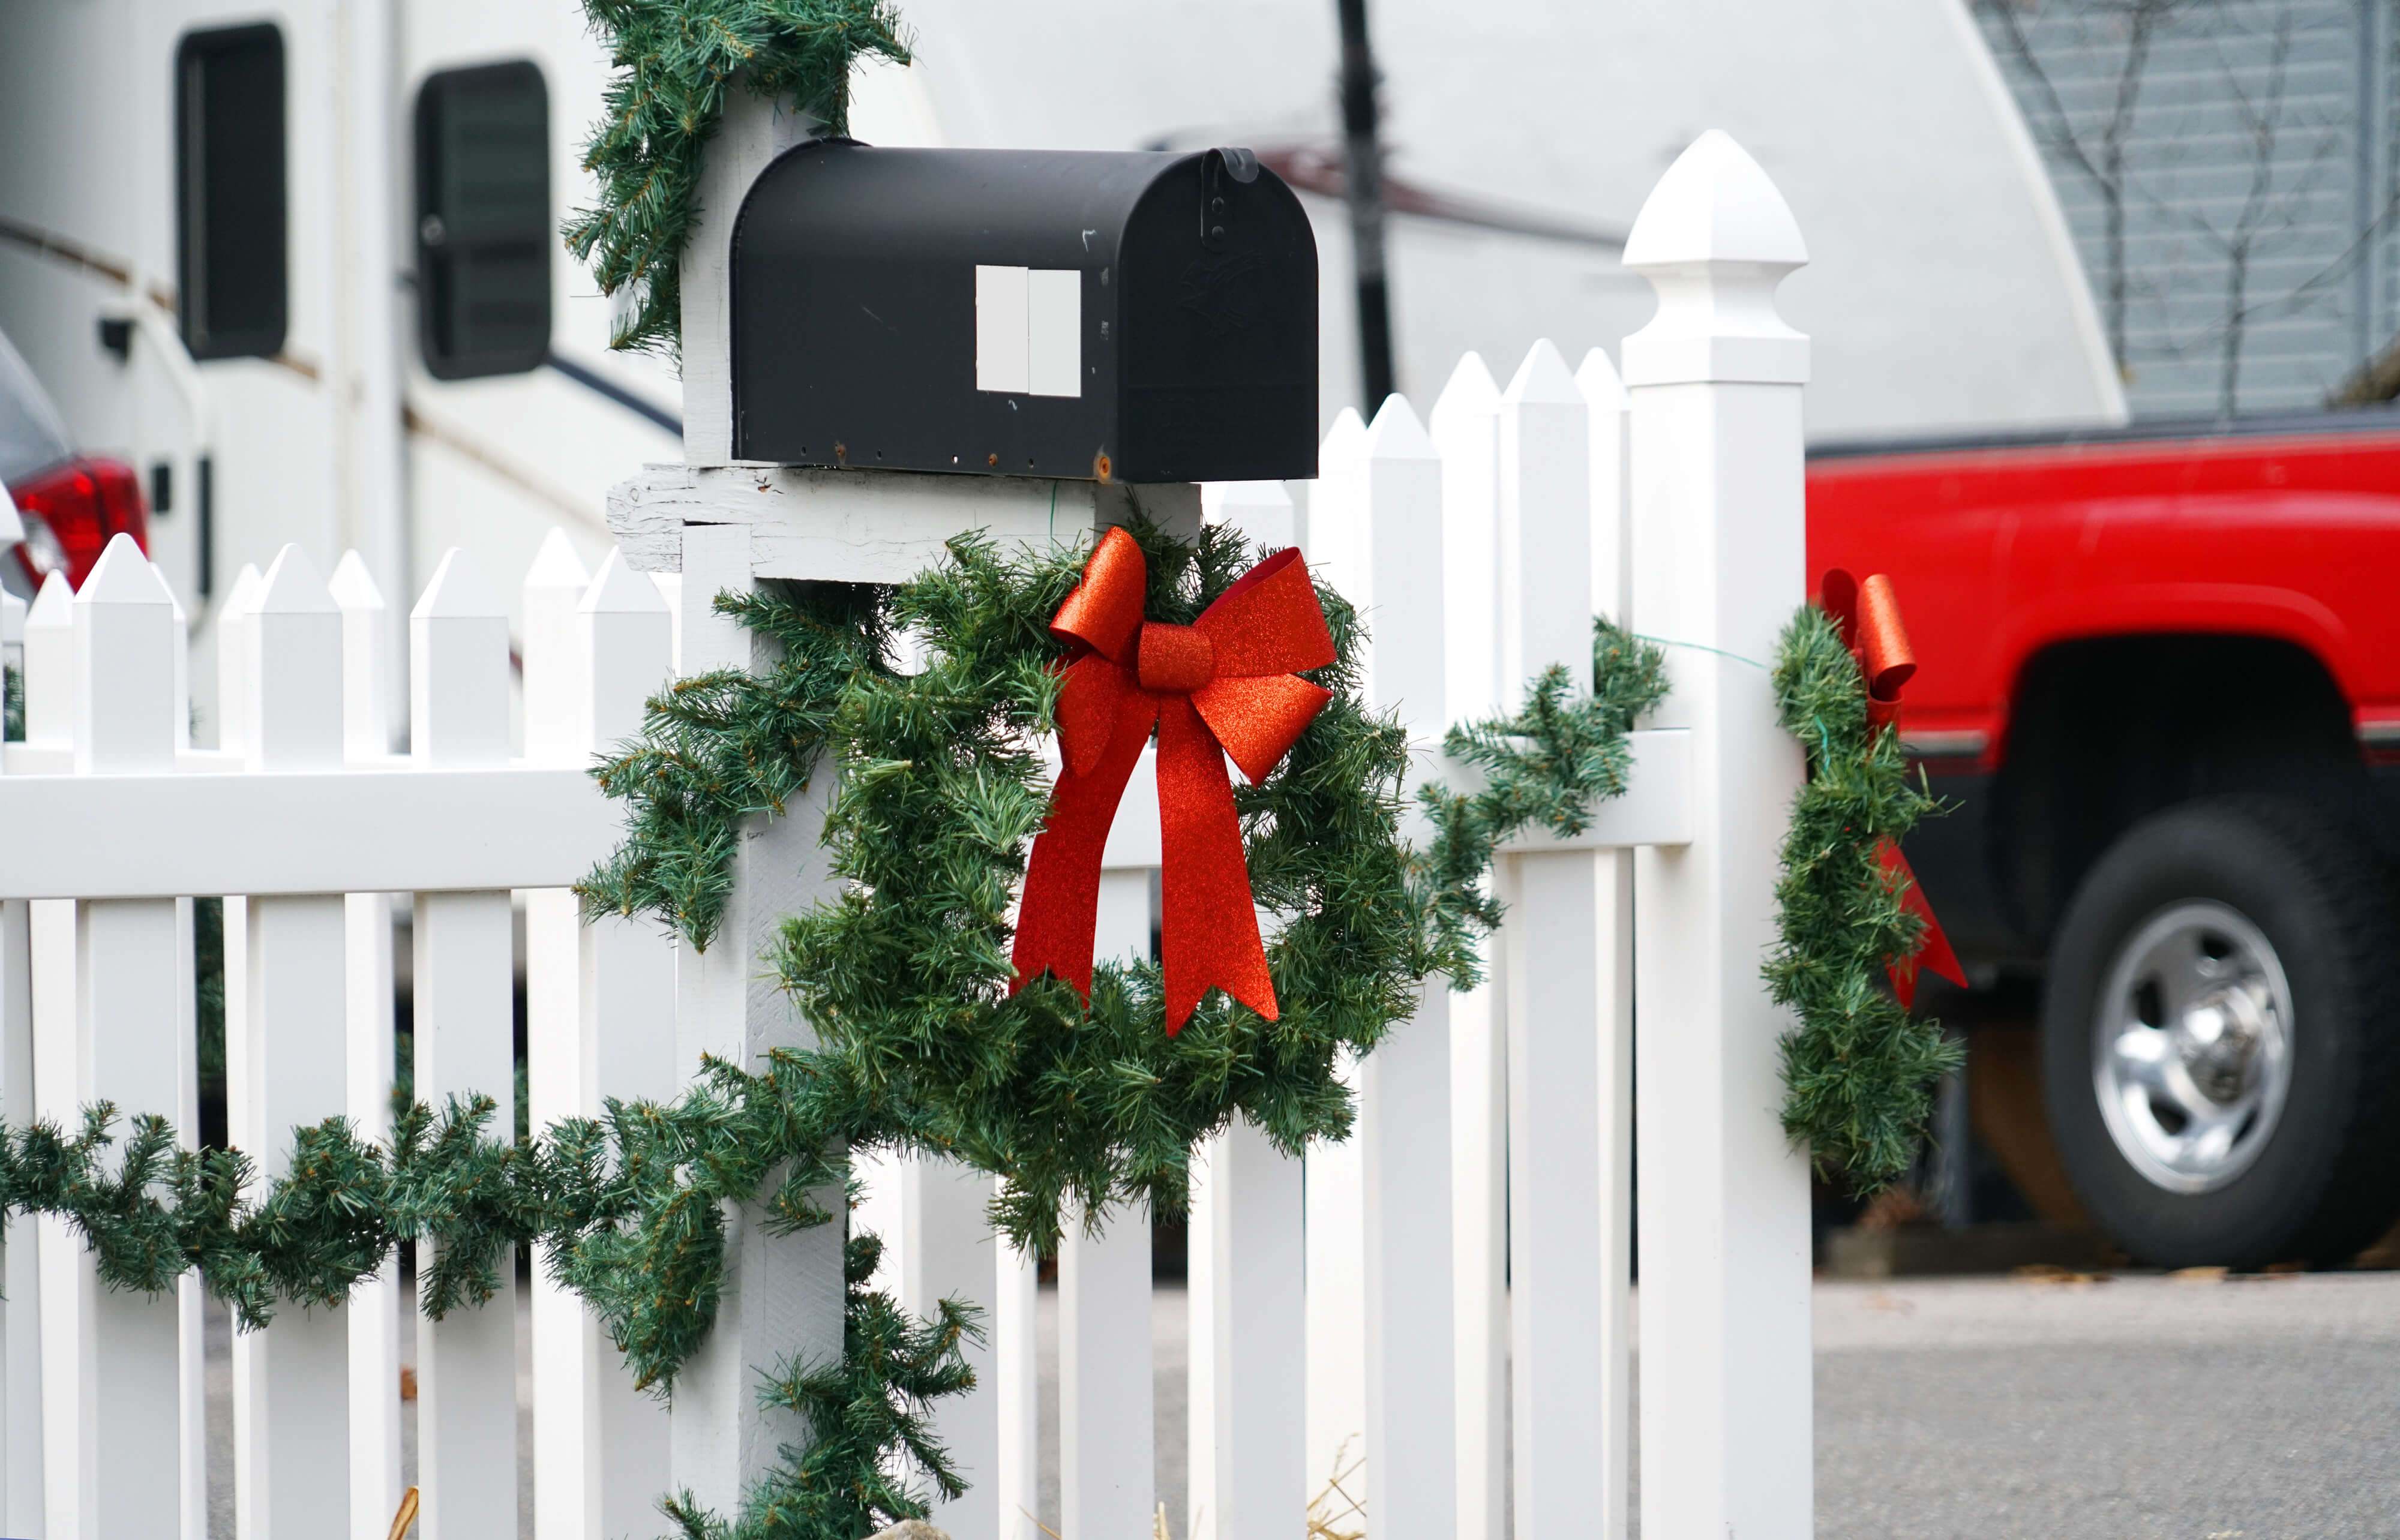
[730,141,1318,484]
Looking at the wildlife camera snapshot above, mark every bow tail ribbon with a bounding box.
[1822,568,1969,1008]
[1012,692,1156,1004]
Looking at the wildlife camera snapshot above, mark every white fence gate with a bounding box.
[0,130,1815,1539]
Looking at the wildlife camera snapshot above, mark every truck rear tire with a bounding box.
[2041,797,2400,1267]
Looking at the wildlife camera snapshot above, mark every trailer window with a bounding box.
[415,62,551,380]
[175,23,287,361]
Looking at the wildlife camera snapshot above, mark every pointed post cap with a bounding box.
[1622,130,1807,272]
[1620,131,1809,388]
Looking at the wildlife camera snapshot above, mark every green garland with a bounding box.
[565,0,912,356]
[1766,603,1963,1191]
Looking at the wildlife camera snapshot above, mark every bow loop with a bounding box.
[1192,547,1337,678]
[1052,526,1149,660]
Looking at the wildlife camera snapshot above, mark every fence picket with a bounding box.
[1058,867,1156,1539]
[529,541,677,1540]
[231,547,352,1540]
[993,1221,1039,1540]
[1199,479,1300,552]
[0,583,37,1536]
[330,550,406,1540]
[1623,131,1814,1540]
[1426,351,1508,1540]
[1493,341,1616,1539]
[896,1158,1005,1540]
[1187,1115,1304,1540]
[1301,410,1369,1515]
[1316,395,1461,1540]
[20,571,67,1539]
[44,535,200,1540]
[1574,345,1640,1540]
[409,549,521,1540]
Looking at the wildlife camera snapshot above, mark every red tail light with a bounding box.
[10,457,148,589]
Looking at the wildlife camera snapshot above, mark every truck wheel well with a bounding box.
[1993,634,2369,947]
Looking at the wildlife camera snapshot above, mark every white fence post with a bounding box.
[1624,130,1814,1540]
[0,581,38,1538]
[1426,352,1508,1540]
[1493,339,1619,1538]
[1313,395,1460,1540]
[1057,868,1156,1540]
[230,546,352,1540]
[529,538,679,1540]
[410,550,522,1540]
[668,524,848,1522]
[43,535,202,1540]
[331,550,406,1540]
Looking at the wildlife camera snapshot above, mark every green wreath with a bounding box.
[583,518,1668,1254]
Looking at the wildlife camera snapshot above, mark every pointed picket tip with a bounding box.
[1320,404,1367,460]
[524,527,591,592]
[1621,130,1807,272]
[1429,351,1501,432]
[1364,394,1439,460]
[27,571,71,628]
[75,532,175,607]
[256,545,337,614]
[1501,339,1583,407]
[1576,347,1629,410]
[328,550,387,612]
[412,547,505,620]
[220,562,265,621]
[580,546,669,615]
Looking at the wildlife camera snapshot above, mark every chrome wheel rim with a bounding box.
[2090,901,2293,1195]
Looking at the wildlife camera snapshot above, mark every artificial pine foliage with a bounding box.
[1766,603,1964,1191]
[565,0,912,356]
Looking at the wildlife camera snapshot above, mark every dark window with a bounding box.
[175,24,287,361]
[415,62,551,380]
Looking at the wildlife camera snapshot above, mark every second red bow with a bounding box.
[1821,568,1969,1009]
[1012,527,1337,1034]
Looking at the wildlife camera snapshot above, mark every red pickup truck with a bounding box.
[1809,411,2400,1269]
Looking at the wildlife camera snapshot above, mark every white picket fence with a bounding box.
[0,128,1814,1540]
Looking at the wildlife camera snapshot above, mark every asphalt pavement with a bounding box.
[200,1266,2400,1538]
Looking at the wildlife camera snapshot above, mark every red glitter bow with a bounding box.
[1012,527,1336,1034]
[1821,569,1967,1009]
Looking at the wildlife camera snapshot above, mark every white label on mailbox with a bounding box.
[977,265,1082,399]
[1027,269,1082,398]
[976,265,1030,394]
